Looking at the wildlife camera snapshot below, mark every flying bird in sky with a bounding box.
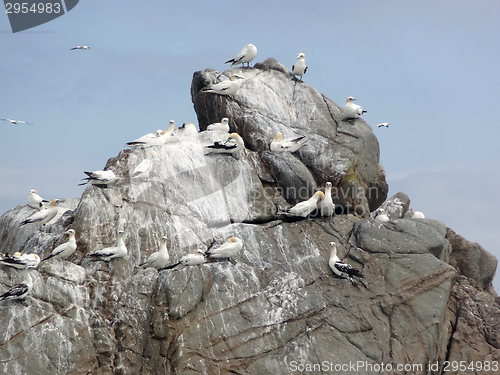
[1,118,32,125]
[71,46,90,50]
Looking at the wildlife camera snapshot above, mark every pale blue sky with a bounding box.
[1,0,499,289]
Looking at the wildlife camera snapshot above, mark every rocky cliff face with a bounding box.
[0,59,498,375]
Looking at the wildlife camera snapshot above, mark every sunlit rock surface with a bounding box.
[0,60,498,374]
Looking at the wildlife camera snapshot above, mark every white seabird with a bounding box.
[20,199,58,227]
[202,74,245,97]
[207,118,230,133]
[205,237,243,259]
[344,97,367,119]
[132,150,157,179]
[320,182,335,217]
[270,132,307,153]
[71,46,90,50]
[374,208,389,223]
[412,211,425,219]
[378,123,389,128]
[28,189,48,210]
[0,253,40,269]
[44,229,77,261]
[328,242,364,284]
[89,231,127,261]
[165,249,206,270]
[225,44,257,67]
[139,236,170,269]
[126,129,165,147]
[78,170,117,186]
[292,53,308,81]
[0,269,33,302]
[205,133,245,158]
[0,118,32,125]
[285,191,325,218]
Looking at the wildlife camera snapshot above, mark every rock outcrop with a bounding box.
[0,59,498,375]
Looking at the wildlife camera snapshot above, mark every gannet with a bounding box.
[44,229,77,261]
[378,123,389,128]
[292,53,307,81]
[202,74,245,97]
[285,191,325,218]
[0,270,33,302]
[207,117,230,133]
[71,46,90,50]
[328,242,364,284]
[0,253,40,269]
[205,237,243,259]
[132,150,157,179]
[0,118,32,125]
[139,236,169,269]
[270,132,307,152]
[205,133,245,157]
[320,182,335,217]
[78,170,117,186]
[165,249,206,270]
[20,199,58,227]
[225,44,257,67]
[27,189,48,210]
[165,120,176,134]
[374,208,389,223]
[126,129,165,146]
[412,211,425,219]
[344,97,367,119]
[89,231,127,261]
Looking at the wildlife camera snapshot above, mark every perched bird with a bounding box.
[328,242,364,284]
[27,189,48,210]
[139,236,169,269]
[202,74,245,97]
[177,122,198,137]
[126,129,165,147]
[270,132,307,153]
[225,44,257,67]
[165,120,176,135]
[20,199,58,227]
[78,170,117,186]
[320,182,335,217]
[132,150,157,179]
[205,133,245,158]
[205,237,243,259]
[412,211,425,219]
[0,253,40,269]
[71,46,90,50]
[344,97,367,119]
[374,208,389,223]
[0,270,33,302]
[0,118,32,125]
[292,53,308,81]
[164,249,206,270]
[88,231,127,261]
[207,118,230,133]
[378,123,389,128]
[285,191,325,218]
[43,229,77,261]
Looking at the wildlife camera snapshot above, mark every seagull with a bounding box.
[20,199,58,227]
[270,132,307,153]
[205,237,243,259]
[344,97,367,120]
[320,182,335,217]
[78,170,117,186]
[225,44,257,67]
[205,133,245,158]
[88,231,127,261]
[202,74,245,97]
[285,191,325,218]
[71,46,90,50]
[132,150,157,179]
[0,118,32,125]
[292,53,308,81]
[27,189,48,210]
[374,208,389,223]
[328,242,364,284]
[139,236,169,269]
[412,211,425,219]
[164,249,206,270]
[378,123,389,128]
[0,253,40,269]
[0,269,33,302]
[207,118,230,133]
[43,229,77,261]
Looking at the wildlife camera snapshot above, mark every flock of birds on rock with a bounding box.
[1,43,417,302]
